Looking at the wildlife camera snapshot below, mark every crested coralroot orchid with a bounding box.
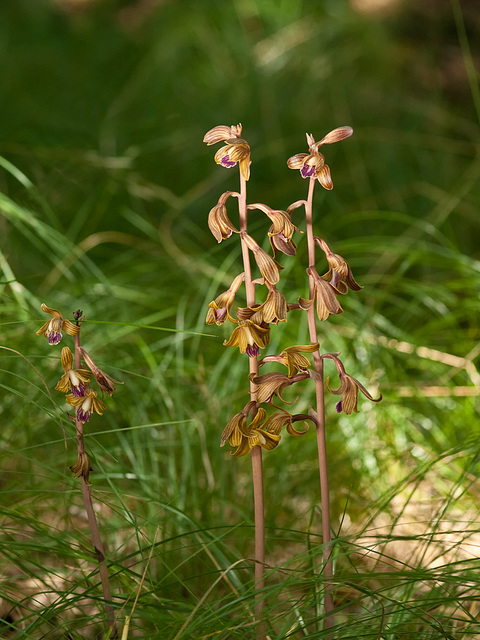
[241,232,282,285]
[247,203,300,257]
[36,303,117,635]
[203,124,251,181]
[69,451,91,481]
[287,126,353,189]
[78,347,121,397]
[55,346,91,398]
[323,353,382,414]
[249,370,309,404]
[299,267,344,321]
[251,286,287,325]
[220,404,280,457]
[36,303,80,345]
[223,318,270,357]
[220,403,313,457]
[206,272,244,325]
[66,387,107,424]
[259,343,319,377]
[315,237,362,294]
[208,192,240,243]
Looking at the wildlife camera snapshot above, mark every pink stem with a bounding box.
[239,174,266,640]
[74,333,117,638]
[304,178,334,628]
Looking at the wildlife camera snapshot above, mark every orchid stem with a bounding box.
[304,178,334,629]
[239,173,266,640]
[74,333,117,638]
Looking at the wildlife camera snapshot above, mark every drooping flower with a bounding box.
[287,126,353,190]
[251,286,288,325]
[249,371,309,404]
[326,372,382,414]
[220,404,281,457]
[315,237,362,294]
[262,410,312,438]
[323,353,382,414]
[203,124,251,181]
[36,303,80,345]
[66,388,106,423]
[69,451,91,481]
[206,273,244,325]
[247,203,300,256]
[208,191,240,243]
[299,267,343,321]
[223,318,270,357]
[55,346,91,398]
[259,343,319,377]
[241,232,282,285]
[78,347,122,397]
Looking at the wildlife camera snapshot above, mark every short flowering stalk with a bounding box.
[73,325,117,639]
[36,305,118,637]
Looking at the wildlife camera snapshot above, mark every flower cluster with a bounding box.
[37,305,121,424]
[220,401,313,457]
[204,123,381,457]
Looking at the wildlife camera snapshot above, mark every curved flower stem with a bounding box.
[304,178,334,629]
[74,333,117,638]
[239,173,266,640]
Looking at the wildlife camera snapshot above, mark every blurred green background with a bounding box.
[1,0,480,638]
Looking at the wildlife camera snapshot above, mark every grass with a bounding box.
[1,0,480,637]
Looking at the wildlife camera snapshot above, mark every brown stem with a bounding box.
[74,333,117,638]
[239,173,266,640]
[304,178,334,628]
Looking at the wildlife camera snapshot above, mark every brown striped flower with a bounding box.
[206,272,244,325]
[36,303,80,345]
[326,372,382,415]
[221,404,281,457]
[208,192,240,243]
[300,267,343,321]
[223,318,270,357]
[249,371,309,404]
[315,237,362,294]
[241,232,282,285]
[259,343,319,377]
[66,388,106,424]
[247,203,300,256]
[287,126,353,190]
[55,347,91,398]
[251,286,287,325]
[78,347,122,397]
[203,124,251,181]
[323,353,382,414]
[69,452,91,481]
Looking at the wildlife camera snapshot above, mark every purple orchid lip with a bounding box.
[220,155,236,168]
[49,332,62,345]
[72,385,86,398]
[214,308,227,323]
[301,165,316,178]
[77,408,92,423]
[335,400,343,413]
[246,344,260,358]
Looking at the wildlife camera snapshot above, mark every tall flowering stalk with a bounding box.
[36,304,121,638]
[204,124,267,636]
[203,124,381,636]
